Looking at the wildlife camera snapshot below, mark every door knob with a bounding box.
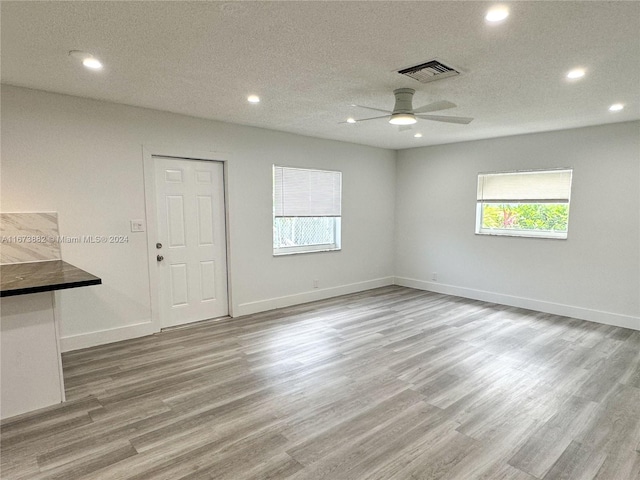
[156,242,163,249]
[157,255,164,262]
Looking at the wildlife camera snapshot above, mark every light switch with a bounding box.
[130,220,145,232]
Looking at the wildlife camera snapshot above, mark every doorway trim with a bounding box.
[142,145,233,332]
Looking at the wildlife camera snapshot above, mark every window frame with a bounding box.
[475,168,573,240]
[273,165,342,256]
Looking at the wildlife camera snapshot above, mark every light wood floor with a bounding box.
[2,286,639,479]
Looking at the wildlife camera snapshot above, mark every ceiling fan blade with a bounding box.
[352,104,393,114]
[416,114,474,124]
[353,115,391,122]
[413,100,457,114]
[398,125,413,132]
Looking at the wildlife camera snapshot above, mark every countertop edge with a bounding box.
[0,260,102,298]
[0,278,102,297]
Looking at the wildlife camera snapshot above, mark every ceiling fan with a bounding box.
[343,88,473,130]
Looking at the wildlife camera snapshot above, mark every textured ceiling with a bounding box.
[1,1,639,149]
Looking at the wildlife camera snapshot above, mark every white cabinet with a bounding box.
[1,292,65,419]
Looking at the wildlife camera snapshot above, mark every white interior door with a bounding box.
[154,157,228,328]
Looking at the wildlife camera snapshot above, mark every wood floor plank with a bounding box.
[285,388,425,465]
[288,401,455,480]
[576,384,640,458]
[37,442,138,480]
[366,428,478,480]
[542,440,607,480]
[593,450,640,480]
[507,395,600,478]
[2,286,639,479]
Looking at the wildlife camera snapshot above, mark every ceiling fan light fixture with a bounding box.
[389,113,417,125]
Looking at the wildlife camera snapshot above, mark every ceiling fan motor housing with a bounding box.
[392,88,416,114]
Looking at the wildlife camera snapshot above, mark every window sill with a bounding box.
[273,245,341,256]
[475,229,567,240]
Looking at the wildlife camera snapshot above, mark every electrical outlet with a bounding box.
[313,279,319,289]
[130,219,145,232]
[432,272,438,282]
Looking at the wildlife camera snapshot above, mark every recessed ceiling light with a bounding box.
[609,103,624,112]
[566,68,586,80]
[247,95,260,104]
[414,133,423,138]
[69,50,103,71]
[485,6,509,22]
[346,117,356,124]
[82,58,103,70]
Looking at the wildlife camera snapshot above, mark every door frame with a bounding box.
[142,145,233,332]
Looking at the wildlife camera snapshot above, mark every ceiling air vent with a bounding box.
[397,59,459,83]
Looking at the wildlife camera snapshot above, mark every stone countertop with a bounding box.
[0,260,101,297]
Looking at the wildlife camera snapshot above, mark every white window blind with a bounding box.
[274,166,342,217]
[477,169,573,203]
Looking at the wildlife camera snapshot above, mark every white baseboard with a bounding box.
[234,277,395,317]
[61,275,637,352]
[393,276,640,331]
[60,321,158,352]
[60,278,395,351]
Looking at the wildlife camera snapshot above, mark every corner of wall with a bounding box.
[393,276,640,331]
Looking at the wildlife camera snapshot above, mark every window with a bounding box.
[273,165,342,255]
[476,168,573,239]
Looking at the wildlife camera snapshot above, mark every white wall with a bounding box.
[395,121,640,330]
[3,85,638,351]
[1,85,397,350]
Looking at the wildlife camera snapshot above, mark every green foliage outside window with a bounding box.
[481,203,569,231]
